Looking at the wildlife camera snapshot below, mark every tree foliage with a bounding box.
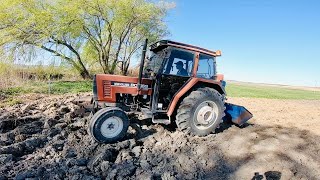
[0,0,172,78]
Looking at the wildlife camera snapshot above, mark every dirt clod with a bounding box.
[0,154,13,164]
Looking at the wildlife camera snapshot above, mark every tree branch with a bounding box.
[40,45,81,70]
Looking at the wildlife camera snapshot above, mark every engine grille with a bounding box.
[103,80,111,98]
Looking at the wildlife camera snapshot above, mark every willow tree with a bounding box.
[0,0,171,78]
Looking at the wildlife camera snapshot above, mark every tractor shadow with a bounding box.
[126,115,157,141]
[123,114,254,140]
[135,124,320,179]
[215,117,254,134]
[128,113,255,140]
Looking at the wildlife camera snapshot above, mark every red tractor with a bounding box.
[89,39,252,143]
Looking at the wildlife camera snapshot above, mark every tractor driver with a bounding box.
[175,61,188,76]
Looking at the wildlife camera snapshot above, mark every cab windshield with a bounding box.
[144,48,169,75]
[162,48,194,77]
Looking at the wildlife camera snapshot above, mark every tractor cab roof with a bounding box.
[150,40,221,57]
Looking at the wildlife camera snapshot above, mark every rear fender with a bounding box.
[167,78,224,116]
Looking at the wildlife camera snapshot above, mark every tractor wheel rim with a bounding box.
[194,101,218,129]
[100,116,123,138]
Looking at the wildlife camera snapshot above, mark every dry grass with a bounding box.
[0,62,82,89]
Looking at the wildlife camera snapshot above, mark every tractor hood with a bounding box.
[93,74,152,103]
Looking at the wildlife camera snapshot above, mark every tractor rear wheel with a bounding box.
[176,87,225,136]
[89,107,129,143]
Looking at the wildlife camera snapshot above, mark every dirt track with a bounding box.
[0,94,320,179]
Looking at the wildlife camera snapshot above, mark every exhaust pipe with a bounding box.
[138,39,148,90]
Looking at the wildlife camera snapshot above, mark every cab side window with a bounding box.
[196,54,215,79]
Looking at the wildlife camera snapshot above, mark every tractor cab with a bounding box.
[146,40,218,79]
[144,40,221,116]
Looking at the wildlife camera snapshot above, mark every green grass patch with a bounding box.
[1,81,92,95]
[5,97,23,106]
[48,81,92,94]
[226,83,320,100]
[0,81,92,106]
[0,86,29,96]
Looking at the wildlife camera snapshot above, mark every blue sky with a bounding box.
[165,0,320,86]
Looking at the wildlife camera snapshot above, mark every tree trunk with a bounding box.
[80,69,92,79]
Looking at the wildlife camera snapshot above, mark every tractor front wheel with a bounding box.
[176,87,225,136]
[89,107,129,143]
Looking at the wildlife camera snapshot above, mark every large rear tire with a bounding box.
[176,87,225,136]
[89,107,129,143]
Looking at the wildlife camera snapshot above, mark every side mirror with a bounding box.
[215,50,222,56]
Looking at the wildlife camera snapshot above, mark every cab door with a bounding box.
[156,48,196,110]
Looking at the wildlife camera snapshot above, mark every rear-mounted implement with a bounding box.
[224,103,253,125]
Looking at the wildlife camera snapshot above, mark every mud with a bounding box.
[0,94,320,179]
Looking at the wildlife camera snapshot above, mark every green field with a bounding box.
[226,83,320,100]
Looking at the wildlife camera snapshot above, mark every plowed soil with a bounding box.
[0,94,320,180]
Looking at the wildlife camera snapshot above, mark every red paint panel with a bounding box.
[96,74,152,102]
